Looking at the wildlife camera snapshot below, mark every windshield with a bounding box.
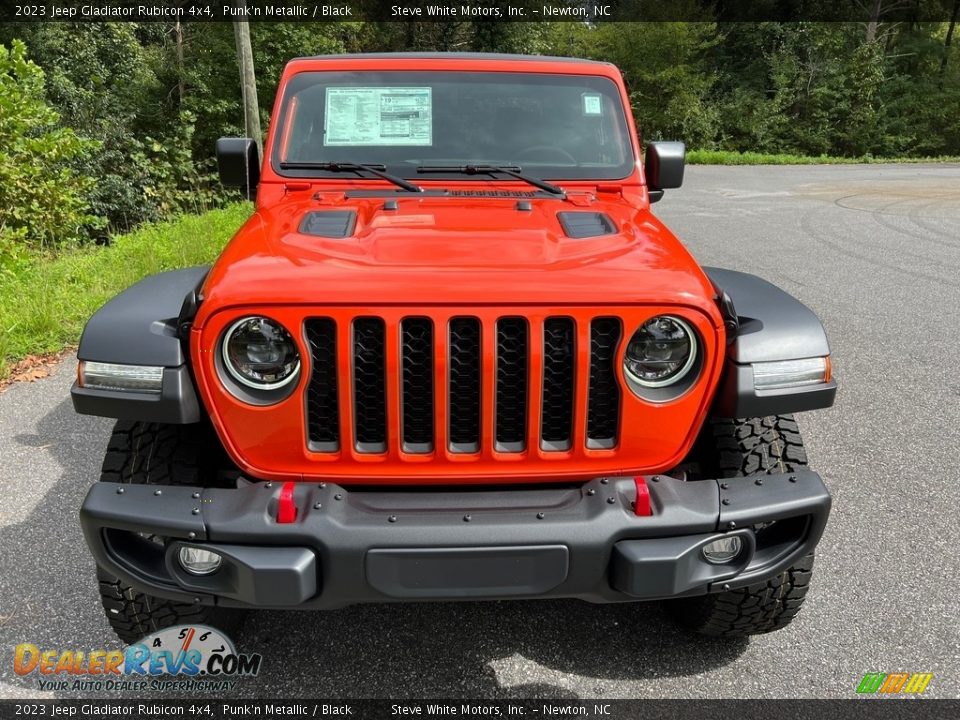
[272,71,635,181]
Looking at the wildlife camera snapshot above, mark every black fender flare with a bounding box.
[705,267,837,418]
[71,267,208,424]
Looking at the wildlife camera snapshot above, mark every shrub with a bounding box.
[0,40,101,251]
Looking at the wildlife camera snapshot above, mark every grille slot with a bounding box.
[495,318,529,452]
[352,317,387,452]
[541,318,576,451]
[305,318,339,451]
[587,317,622,448]
[448,317,482,453]
[401,318,434,453]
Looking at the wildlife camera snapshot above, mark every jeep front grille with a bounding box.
[305,313,623,456]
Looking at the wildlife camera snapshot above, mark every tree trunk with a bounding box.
[232,1,262,155]
[941,0,960,77]
[174,20,185,105]
[865,0,883,44]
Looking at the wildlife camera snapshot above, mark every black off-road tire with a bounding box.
[667,415,816,637]
[95,420,244,645]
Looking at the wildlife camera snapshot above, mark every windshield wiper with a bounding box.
[279,161,423,193]
[416,164,564,196]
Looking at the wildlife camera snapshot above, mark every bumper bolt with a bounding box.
[265,482,273,488]
[727,521,736,529]
[313,502,322,510]
[723,584,731,591]
[388,515,397,523]
[463,514,472,522]
[722,498,731,506]
[587,488,596,496]
[537,512,545,520]
[652,476,661,482]
[187,532,196,540]
[319,482,326,488]
[154,489,162,496]
[755,478,763,486]
[192,492,200,499]
[600,478,609,485]
[719,482,729,490]
[191,507,200,515]
[334,493,343,501]
[116,487,125,494]
[789,475,797,483]
[607,497,616,504]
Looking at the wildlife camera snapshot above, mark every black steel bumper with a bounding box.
[80,472,831,609]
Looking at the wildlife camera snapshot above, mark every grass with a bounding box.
[0,203,252,379]
[687,149,960,165]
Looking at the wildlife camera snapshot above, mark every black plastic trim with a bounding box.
[712,360,838,417]
[704,267,831,364]
[299,211,356,238]
[71,366,200,424]
[77,267,209,367]
[80,470,830,609]
[705,267,836,417]
[557,212,617,239]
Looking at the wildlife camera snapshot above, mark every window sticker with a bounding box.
[582,93,603,116]
[324,87,432,146]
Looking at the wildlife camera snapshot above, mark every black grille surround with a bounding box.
[305,318,339,451]
[401,318,434,453]
[352,317,387,452]
[495,318,529,452]
[586,318,622,448]
[447,317,482,453]
[541,318,576,451]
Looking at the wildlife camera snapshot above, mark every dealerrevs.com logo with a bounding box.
[14,625,261,692]
[856,672,934,695]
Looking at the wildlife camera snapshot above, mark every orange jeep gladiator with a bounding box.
[72,53,836,642]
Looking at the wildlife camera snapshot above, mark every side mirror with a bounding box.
[644,141,685,202]
[216,137,260,200]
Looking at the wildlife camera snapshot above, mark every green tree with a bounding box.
[0,40,99,254]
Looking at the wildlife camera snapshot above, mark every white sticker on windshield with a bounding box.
[324,87,432,146]
[582,93,603,116]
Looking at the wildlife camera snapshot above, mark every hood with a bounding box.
[197,190,719,324]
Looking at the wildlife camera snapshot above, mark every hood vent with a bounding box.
[557,212,617,239]
[300,211,356,238]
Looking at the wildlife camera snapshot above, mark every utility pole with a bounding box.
[233,0,262,155]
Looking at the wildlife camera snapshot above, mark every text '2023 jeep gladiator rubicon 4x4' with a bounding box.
[72,53,836,643]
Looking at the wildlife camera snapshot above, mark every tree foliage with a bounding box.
[0,17,958,255]
[0,39,99,257]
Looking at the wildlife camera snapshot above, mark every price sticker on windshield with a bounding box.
[324,87,433,146]
[582,93,603,116]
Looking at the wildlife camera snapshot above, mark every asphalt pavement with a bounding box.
[1,164,959,699]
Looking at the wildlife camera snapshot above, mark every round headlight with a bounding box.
[624,316,697,388]
[222,316,300,389]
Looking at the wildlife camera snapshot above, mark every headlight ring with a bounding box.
[221,316,301,392]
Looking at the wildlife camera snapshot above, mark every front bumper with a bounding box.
[80,472,830,609]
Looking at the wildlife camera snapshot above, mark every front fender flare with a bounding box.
[71,267,208,424]
[705,267,837,417]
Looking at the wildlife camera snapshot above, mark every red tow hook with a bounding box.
[276,481,298,523]
[633,476,652,517]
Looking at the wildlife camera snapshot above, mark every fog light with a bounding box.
[702,536,742,564]
[178,546,222,575]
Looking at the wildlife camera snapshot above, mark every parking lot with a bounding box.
[1,164,959,699]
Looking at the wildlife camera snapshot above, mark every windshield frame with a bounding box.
[269,69,638,184]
